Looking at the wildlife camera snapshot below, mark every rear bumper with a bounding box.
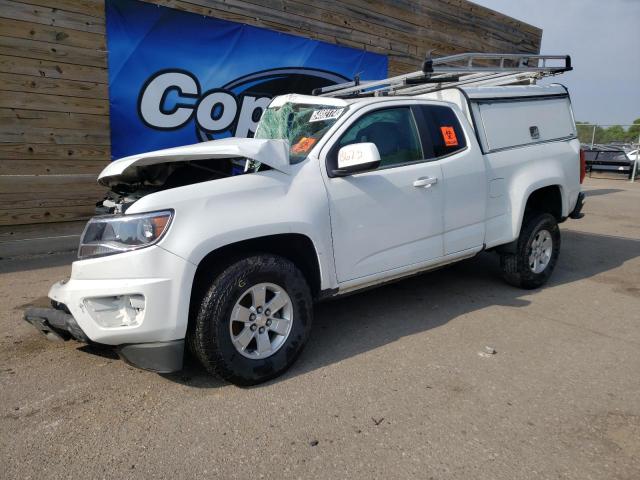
[569,191,585,219]
[23,305,184,373]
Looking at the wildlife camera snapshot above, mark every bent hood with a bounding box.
[98,138,290,186]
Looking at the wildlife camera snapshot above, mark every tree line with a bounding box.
[576,119,640,145]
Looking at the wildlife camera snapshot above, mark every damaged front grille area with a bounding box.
[95,157,262,214]
[96,189,150,215]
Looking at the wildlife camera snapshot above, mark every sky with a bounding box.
[471,0,640,126]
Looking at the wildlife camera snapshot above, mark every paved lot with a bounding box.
[1,177,639,479]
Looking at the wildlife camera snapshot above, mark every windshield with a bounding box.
[254,102,346,163]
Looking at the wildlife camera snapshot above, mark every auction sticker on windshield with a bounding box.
[291,137,318,154]
[309,108,344,122]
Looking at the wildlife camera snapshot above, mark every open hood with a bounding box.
[98,138,290,186]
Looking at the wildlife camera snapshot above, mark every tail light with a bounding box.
[579,149,586,184]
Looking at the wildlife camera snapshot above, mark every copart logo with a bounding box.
[138,67,348,141]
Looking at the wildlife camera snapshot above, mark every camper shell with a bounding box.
[420,85,576,153]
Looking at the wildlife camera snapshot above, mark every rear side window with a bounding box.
[416,105,467,158]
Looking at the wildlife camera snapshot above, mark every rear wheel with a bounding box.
[189,254,313,386]
[500,212,560,289]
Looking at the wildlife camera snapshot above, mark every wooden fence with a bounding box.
[0,0,541,255]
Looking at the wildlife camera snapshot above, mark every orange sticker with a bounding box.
[291,137,317,154]
[440,126,459,147]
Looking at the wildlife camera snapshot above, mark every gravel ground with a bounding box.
[1,177,639,479]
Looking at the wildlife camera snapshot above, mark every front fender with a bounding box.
[126,160,337,291]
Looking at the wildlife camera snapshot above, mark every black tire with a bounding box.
[500,212,561,289]
[189,254,313,386]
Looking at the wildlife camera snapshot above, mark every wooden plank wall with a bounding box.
[0,0,541,253]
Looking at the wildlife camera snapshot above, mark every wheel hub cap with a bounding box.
[229,282,293,360]
[528,229,553,274]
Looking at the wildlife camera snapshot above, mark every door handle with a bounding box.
[413,176,438,188]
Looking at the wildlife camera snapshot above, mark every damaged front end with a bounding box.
[24,300,184,373]
[24,300,89,343]
[95,157,254,214]
[21,99,346,375]
[95,137,290,214]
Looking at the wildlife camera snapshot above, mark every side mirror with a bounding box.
[332,143,381,177]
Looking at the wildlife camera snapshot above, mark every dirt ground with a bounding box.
[1,176,639,479]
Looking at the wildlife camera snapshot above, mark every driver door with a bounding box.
[322,105,445,283]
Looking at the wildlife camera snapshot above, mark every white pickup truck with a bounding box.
[25,83,585,385]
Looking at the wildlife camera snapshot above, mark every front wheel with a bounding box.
[189,255,313,386]
[500,212,561,289]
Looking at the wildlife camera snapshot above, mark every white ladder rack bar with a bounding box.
[313,52,572,98]
[393,72,540,96]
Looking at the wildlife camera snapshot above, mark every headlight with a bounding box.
[78,210,173,259]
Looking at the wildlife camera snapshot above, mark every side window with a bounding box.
[417,105,467,158]
[335,107,423,168]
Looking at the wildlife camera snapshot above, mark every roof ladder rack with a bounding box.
[312,52,572,99]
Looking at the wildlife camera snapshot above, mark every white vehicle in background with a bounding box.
[25,54,585,385]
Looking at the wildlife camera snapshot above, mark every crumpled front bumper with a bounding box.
[23,304,185,372]
[24,304,89,343]
[22,245,197,373]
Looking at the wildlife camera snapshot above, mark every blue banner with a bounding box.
[105,0,388,159]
